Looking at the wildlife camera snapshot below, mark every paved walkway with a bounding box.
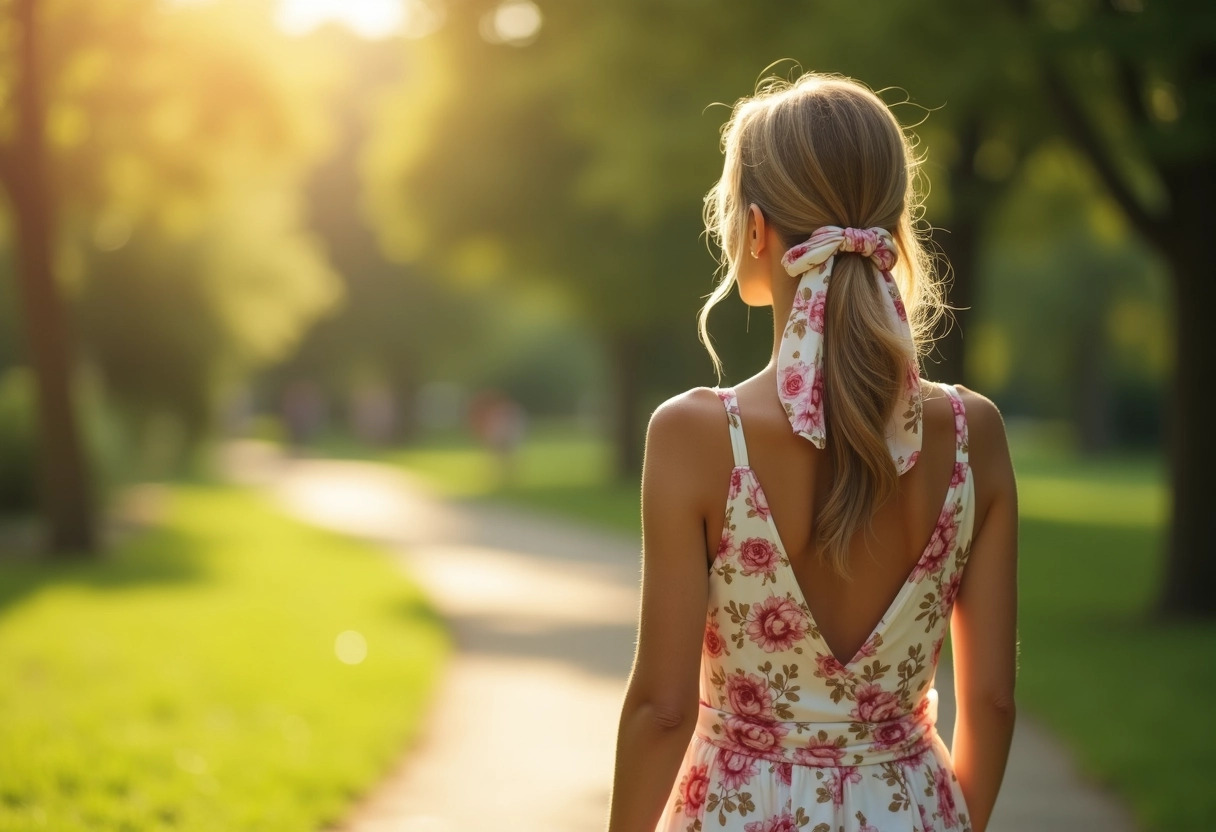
[220,441,1135,832]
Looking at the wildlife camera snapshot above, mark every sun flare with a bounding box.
[274,0,408,39]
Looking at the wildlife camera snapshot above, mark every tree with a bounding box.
[0,0,95,553]
[1020,0,1216,615]
[0,0,343,533]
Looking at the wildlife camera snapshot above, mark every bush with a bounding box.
[0,367,37,514]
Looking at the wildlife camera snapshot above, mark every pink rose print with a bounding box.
[931,634,945,665]
[791,287,813,320]
[853,631,881,660]
[792,733,846,766]
[815,652,846,678]
[738,537,779,578]
[940,570,964,613]
[745,595,809,652]
[950,461,967,488]
[841,227,878,255]
[893,296,908,321]
[744,811,799,832]
[722,713,789,757]
[744,476,772,522]
[823,766,863,807]
[779,361,811,402]
[849,684,902,722]
[918,802,936,831]
[871,718,913,750]
[790,396,823,438]
[950,393,966,437]
[808,291,827,334]
[716,528,734,562]
[728,467,746,500]
[789,369,825,438]
[725,671,774,718]
[705,616,728,659]
[678,763,710,815]
[774,761,792,787]
[873,242,898,272]
[935,764,961,828]
[910,508,958,583]
[716,388,740,415]
[717,748,760,790]
[902,742,930,769]
[784,243,810,264]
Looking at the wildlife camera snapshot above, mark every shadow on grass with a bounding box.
[0,521,210,619]
[388,593,449,631]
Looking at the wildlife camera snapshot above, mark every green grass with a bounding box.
[377,420,1211,832]
[0,484,450,832]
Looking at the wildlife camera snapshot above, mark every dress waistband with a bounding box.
[693,689,940,768]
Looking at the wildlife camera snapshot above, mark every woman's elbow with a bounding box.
[959,688,1017,721]
[624,693,697,732]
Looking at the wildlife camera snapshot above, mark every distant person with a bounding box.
[281,379,326,451]
[608,72,1018,832]
[350,381,399,445]
[468,389,527,485]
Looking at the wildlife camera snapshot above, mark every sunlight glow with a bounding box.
[480,0,542,46]
[335,630,369,664]
[275,0,407,39]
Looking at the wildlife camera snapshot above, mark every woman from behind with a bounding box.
[607,70,1018,832]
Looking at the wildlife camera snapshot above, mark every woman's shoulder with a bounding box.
[947,383,1017,511]
[948,383,1007,451]
[644,387,735,515]
[646,386,730,445]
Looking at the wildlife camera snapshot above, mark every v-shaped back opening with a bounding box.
[713,381,971,669]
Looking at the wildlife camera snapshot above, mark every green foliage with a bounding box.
[0,484,449,831]
[1,0,344,459]
[0,368,36,512]
[973,141,1171,442]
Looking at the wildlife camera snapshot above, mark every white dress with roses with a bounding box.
[655,382,975,832]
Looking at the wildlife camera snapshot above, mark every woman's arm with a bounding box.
[949,389,1019,832]
[606,391,714,832]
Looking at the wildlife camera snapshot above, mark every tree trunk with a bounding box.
[1155,238,1216,617]
[608,331,644,481]
[925,118,987,387]
[928,216,978,386]
[3,0,96,554]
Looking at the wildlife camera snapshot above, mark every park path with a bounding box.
[221,440,1135,832]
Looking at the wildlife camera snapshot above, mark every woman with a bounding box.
[606,71,1018,832]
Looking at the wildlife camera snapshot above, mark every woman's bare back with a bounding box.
[700,375,986,667]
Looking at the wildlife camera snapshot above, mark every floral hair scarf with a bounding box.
[776,225,923,475]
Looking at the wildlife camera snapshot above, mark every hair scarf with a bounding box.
[776,225,923,475]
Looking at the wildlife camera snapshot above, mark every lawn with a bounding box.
[383,420,1213,832]
[0,484,450,832]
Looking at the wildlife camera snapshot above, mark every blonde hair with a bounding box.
[699,70,947,577]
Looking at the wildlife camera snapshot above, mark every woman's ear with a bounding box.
[738,203,776,308]
[747,204,767,259]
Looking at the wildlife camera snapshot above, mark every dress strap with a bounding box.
[941,383,970,466]
[714,386,750,468]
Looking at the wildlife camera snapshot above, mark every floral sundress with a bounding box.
[655,382,975,832]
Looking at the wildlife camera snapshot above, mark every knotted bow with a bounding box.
[776,225,923,475]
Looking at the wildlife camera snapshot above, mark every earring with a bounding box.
[751,249,759,259]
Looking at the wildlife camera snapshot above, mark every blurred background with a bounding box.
[0,0,1212,830]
